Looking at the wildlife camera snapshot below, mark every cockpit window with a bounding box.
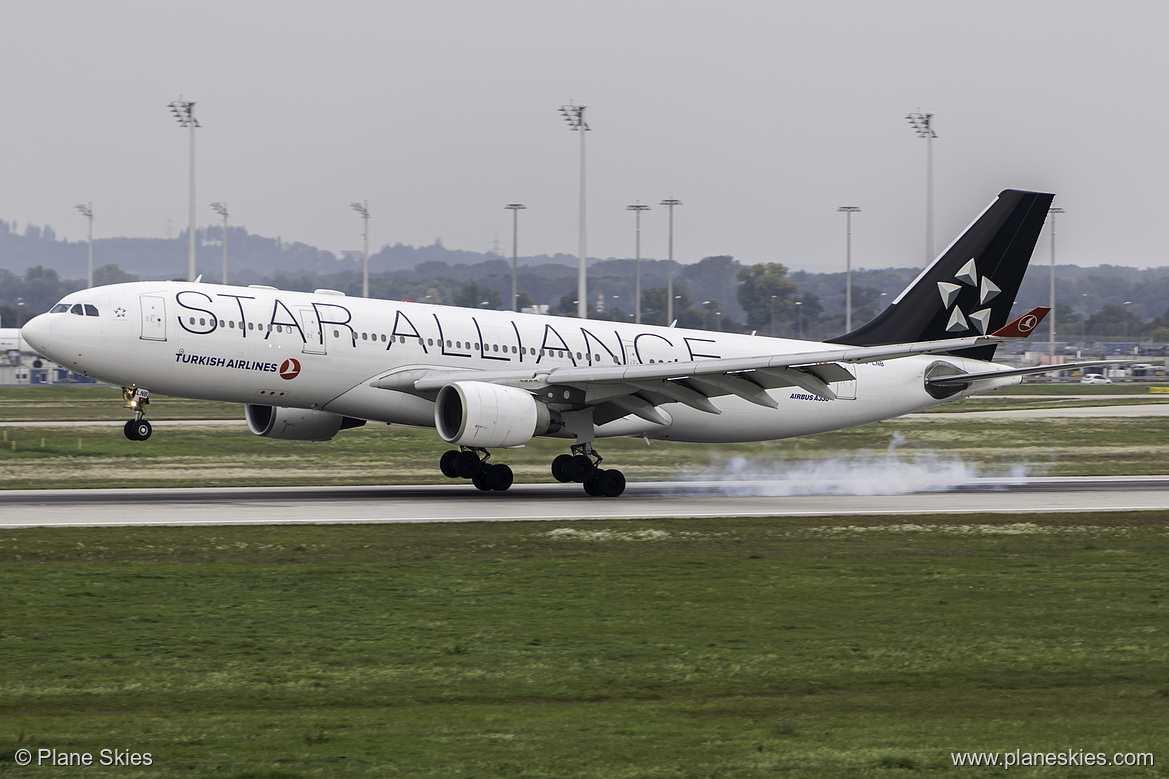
[84,304,99,317]
[50,303,70,313]
[69,304,85,316]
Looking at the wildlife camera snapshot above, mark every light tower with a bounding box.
[350,200,370,298]
[905,110,936,265]
[660,199,682,324]
[626,203,650,323]
[837,206,861,332]
[505,204,526,311]
[1048,205,1065,357]
[169,97,199,282]
[560,102,589,318]
[74,202,93,288]
[211,202,229,284]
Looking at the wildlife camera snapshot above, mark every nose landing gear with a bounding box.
[551,443,626,497]
[122,387,152,441]
[439,447,514,491]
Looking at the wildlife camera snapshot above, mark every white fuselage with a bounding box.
[20,281,1019,444]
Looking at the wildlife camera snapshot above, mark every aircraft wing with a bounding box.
[372,308,1052,424]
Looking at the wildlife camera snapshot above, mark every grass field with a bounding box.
[3,385,1168,777]
[2,516,1167,777]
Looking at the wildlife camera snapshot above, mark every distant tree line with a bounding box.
[4,218,1169,342]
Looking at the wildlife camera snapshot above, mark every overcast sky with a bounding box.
[3,1,1166,272]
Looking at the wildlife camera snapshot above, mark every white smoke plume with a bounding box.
[672,433,1036,497]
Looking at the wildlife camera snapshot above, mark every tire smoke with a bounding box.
[673,433,1034,497]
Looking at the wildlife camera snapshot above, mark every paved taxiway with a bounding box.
[2,476,1168,527]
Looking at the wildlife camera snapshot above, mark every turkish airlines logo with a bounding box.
[279,358,302,380]
[1017,314,1039,333]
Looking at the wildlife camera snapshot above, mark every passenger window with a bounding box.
[84,305,99,317]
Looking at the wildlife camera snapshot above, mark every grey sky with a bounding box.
[2,1,1166,272]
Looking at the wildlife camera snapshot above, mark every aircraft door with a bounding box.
[140,296,166,341]
[300,308,325,355]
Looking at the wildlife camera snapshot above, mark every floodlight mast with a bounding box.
[74,202,93,288]
[660,199,682,324]
[505,204,526,311]
[350,201,370,297]
[627,203,651,324]
[169,97,199,282]
[211,202,229,284]
[560,103,589,318]
[905,110,936,266]
[1048,206,1065,357]
[837,206,861,333]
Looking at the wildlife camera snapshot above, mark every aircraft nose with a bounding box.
[20,313,53,356]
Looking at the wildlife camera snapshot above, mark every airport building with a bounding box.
[0,328,87,385]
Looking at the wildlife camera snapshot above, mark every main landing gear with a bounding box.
[551,443,626,498]
[437,443,626,497]
[439,447,514,492]
[122,387,152,441]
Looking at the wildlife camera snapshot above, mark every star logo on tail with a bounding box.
[936,258,998,334]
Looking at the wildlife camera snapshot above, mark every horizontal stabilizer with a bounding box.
[927,360,1131,386]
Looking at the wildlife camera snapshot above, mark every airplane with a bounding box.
[19,189,1114,497]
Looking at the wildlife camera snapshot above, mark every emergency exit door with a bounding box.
[140,296,166,341]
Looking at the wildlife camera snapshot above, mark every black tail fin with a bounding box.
[827,189,1054,360]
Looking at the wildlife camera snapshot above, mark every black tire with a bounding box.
[583,477,604,497]
[455,451,480,479]
[488,464,514,492]
[566,454,595,483]
[130,420,152,441]
[551,454,573,483]
[123,420,140,441]
[598,468,626,498]
[471,469,493,491]
[439,450,460,479]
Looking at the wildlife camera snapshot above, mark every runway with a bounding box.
[2,476,1169,527]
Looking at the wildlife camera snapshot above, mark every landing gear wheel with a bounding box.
[454,450,481,479]
[487,463,513,492]
[551,454,574,483]
[439,450,460,478]
[596,468,626,497]
[471,468,493,491]
[124,419,152,441]
[566,454,595,483]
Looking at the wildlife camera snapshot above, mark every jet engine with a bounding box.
[245,404,366,441]
[435,381,554,448]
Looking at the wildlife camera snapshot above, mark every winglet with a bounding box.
[990,306,1049,338]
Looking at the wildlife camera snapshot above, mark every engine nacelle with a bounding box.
[245,404,366,441]
[435,381,551,448]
